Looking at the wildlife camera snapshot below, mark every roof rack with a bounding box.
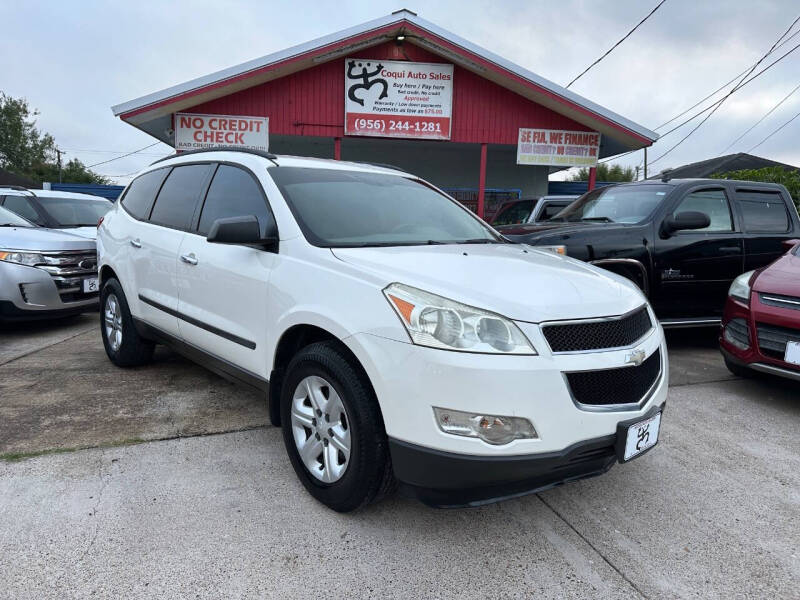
[0,185,37,196]
[150,146,278,166]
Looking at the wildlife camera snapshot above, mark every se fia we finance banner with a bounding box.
[516,129,601,167]
[344,58,453,140]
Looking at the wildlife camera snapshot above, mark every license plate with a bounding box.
[785,341,800,366]
[82,277,98,293]
[622,412,661,461]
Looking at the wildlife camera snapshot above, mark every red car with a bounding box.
[720,238,800,381]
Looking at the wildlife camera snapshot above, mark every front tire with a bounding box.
[100,278,154,367]
[280,341,394,512]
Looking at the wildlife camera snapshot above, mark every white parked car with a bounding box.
[0,187,112,240]
[97,149,668,511]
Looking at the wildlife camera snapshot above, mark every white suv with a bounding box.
[97,148,668,512]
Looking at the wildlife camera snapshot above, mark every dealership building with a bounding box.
[112,9,657,218]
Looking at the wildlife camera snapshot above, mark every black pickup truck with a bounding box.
[499,178,800,327]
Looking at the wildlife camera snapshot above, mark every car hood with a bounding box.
[55,226,98,240]
[495,222,575,235]
[332,243,644,322]
[0,226,96,251]
[753,249,800,297]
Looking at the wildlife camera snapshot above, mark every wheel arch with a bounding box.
[269,324,377,428]
[99,264,119,286]
[590,258,650,297]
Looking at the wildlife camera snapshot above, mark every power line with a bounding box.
[63,147,166,156]
[566,0,668,88]
[86,142,162,168]
[649,16,800,166]
[746,106,800,153]
[653,27,800,131]
[720,80,800,154]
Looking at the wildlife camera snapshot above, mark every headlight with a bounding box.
[434,407,538,445]
[384,283,536,354]
[0,251,44,267]
[536,244,567,255]
[729,270,755,305]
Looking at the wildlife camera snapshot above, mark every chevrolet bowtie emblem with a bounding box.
[625,349,646,367]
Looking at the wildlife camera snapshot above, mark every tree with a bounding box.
[711,166,800,210]
[569,163,635,182]
[0,92,109,185]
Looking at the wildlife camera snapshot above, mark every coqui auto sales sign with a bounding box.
[344,58,453,140]
[175,113,269,151]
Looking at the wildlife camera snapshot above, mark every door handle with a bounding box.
[130,239,141,248]
[719,246,740,254]
[180,253,198,266]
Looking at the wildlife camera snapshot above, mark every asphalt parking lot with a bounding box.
[1,315,798,599]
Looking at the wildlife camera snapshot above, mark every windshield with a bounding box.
[0,205,33,227]
[551,184,673,224]
[36,196,111,227]
[491,200,535,225]
[269,167,501,247]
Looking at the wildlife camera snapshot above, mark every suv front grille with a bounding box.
[34,250,98,303]
[756,323,800,359]
[565,348,661,407]
[542,306,652,353]
[759,293,800,312]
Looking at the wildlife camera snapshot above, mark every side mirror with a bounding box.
[206,215,277,246]
[661,211,711,236]
[781,238,800,252]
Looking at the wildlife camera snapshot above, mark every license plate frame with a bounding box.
[785,341,800,366]
[615,410,662,463]
[82,277,98,294]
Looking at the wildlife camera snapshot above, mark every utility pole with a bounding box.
[643,147,648,180]
[635,165,641,181]
[55,148,65,183]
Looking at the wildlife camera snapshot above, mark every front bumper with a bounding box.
[391,402,665,507]
[0,261,98,321]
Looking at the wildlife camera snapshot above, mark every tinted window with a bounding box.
[737,190,789,232]
[198,165,272,236]
[492,200,534,225]
[673,189,732,232]
[35,196,111,227]
[270,167,499,247]
[3,196,42,224]
[149,164,211,230]
[540,202,571,220]
[121,169,168,220]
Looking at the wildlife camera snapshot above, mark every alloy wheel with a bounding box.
[104,293,123,352]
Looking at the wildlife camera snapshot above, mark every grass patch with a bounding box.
[0,437,149,462]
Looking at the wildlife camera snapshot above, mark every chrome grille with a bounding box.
[542,306,653,353]
[34,250,98,302]
[759,293,800,311]
[565,349,662,407]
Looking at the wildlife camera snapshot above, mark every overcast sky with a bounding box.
[2,0,799,183]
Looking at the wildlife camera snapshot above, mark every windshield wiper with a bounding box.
[457,238,503,244]
[580,217,614,223]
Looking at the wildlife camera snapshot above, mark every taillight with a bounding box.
[97,216,104,228]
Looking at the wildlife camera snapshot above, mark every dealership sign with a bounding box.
[516,129,601,167]
[344,58,453,140]
[175,113,269,151]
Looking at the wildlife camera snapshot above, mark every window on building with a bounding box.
[198,165,274,237]
[672,188,732,232]
[149,164,211,230]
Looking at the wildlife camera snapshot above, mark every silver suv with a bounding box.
[0,206,99,321]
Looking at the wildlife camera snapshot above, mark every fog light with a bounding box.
[723,319,750,351]
[433,407,537,445]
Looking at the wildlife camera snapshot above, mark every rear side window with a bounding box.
[121,169,168,220]
[737,190,789,233]
[672,188,732,232]
[197,165,273,237]
[149,164,211,230]
[3,196,42,224]
[541,202,570,220]
[492,200,534,225]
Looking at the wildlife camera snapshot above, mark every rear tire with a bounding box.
[280,341,395,512]
[100,278,154,367]
[724,357,752,378]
